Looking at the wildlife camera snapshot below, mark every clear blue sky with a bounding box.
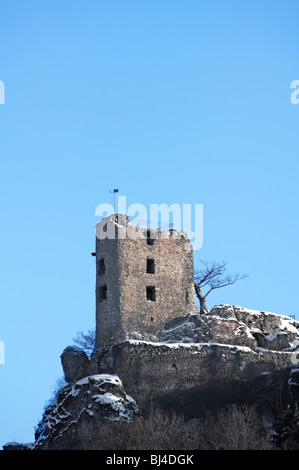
[0,0,298,447]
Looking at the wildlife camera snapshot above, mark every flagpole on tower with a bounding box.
[109,189,119,214]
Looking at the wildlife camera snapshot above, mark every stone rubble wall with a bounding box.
[95,215,195,349]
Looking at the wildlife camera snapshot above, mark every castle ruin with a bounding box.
[94,214,196,349]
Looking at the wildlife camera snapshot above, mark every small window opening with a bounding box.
[151,317,154,322]
[98,285,107,302]
[146,286,156,302]
[146,229,154,245]
[98,258,105,275]
[147,258,155,274]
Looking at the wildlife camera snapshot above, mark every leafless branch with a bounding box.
[194,260,248,313]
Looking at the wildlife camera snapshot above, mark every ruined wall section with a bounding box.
[118,226,195,338]
[95,228,123,349]
[110,340,295,417]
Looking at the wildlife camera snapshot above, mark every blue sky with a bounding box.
[0,0,298,446]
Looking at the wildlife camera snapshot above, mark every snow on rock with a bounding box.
[34,374,139,450]
[161,318,255,347]
[157,310,256,350]
[211,305,298,333]
[94,305,298,356]
[209,305,299,352]
[126,339,256,356]
[125,305,299,353]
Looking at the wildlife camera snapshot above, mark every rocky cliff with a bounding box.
[106,305,299,419]
[34,374,139,450]
[4,304,299,450]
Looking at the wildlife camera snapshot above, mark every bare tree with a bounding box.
[72,329,96,354]
[194,260,247,314]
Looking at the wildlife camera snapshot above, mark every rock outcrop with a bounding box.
[157,304,299,352]
[60,346,91,383]
[158,312,256,349]
[211,305,299,351]
[33,375,139,450]
[4,304,299,450]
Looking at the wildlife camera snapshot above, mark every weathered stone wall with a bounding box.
[109,340,296,417]
[95,215,195,349]
[95,232,123,349]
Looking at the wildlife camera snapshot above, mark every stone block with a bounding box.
[61,346,91,383]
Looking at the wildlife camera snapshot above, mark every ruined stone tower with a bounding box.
[95,214,195,349]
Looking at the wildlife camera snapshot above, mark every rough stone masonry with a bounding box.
[95,214,196,349]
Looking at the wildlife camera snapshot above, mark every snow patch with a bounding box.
[264,332,285,342]
[126,339,256,354]
[34,374,138,446]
